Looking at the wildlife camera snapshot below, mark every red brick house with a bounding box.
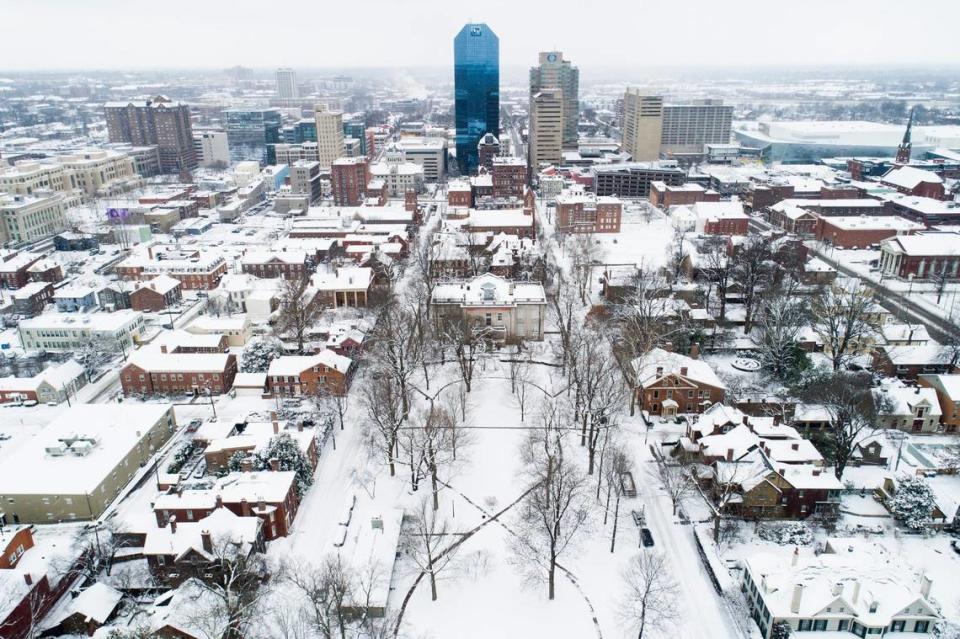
[26,260,64,285]
[240,250,311,279]
[649,181,719,209]
[815,215,923,249]
[121,352,238,395]
[266,351,355,396]
[0,251,42,289]
[129,275,183,312]
[872,344,957,380]
[153,471,301,541]
[881,166,946,200]
[631,345,726,417]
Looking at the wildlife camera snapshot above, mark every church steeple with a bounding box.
[896,106,915,165]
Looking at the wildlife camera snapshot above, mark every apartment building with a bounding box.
[660,101,734,156]
[555,189,622,234]
[621,90,663,161]
[121,351,238,395]
[0,404,176,523]
[105,96,197,172]
[192,130,231,167]
[0,192,69,245]
[18,310,145,353]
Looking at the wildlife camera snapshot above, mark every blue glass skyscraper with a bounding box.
[454,23,499,175]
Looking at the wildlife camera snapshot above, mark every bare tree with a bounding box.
[667,226,689,284]
[732,237,774,333]
[811,279,880,371]
[439,314,489,393]
[700,240,733,322]
[754,279,809,381]
[618,552,679,639]
[514,359,534,423]
[514,406,592,600]
[360,372,407,476]
[369,299,423,413]
[795,370,883,480]
[402,404,459,510]
[568,231,603,304]
[402,495,461,601]
[189,539,271,639]
[274,276,323,353]
[569,326,628,474]
[603,442,633,553]
[315,379,349,431]
[547,267,581,373]
[409,221,441,318]
[286,555,353,639]
[654,460,695,517]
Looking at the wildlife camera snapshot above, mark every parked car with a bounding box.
[641,528,654,547]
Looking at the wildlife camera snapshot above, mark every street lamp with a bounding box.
[907,273,915,297]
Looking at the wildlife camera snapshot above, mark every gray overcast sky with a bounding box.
[1,0,959,72]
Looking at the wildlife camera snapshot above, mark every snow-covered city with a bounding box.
[1,2,960,638]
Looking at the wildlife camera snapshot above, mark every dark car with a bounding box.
[641,528,654,547]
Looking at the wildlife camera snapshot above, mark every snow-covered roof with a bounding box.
[881,232,960,258]
[881,323,931,344]
[127,351,232,374]
[267,350,353,376]
[0,403,173,495]
[875,379,942,418]
[693,200,747,221]
[631,347,724,389]
[44,581,123,628]
[311,266,372,291]
[882,165,944,189]
[431,272,546,306]
[918,373,960,400]
[466,208,534,228]
[879,343,955,366]
[19,309,143,332]
[744,548,938,628]
[137,273,181,295]
[144,506,260,560]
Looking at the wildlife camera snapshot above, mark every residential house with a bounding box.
[11,282,53,316]
[631,345,726,417]
[918,374,960,433]
[202,416,317,472]
[129,275,183,312]
[121,351,238,395]
[0,359,86,405]
[743,547,939,638]
[873,344,957,380]
[875,379,942,434]
[52,286,98,312]
[431,273,547,343]
[266,351,354,397]
[143,506,264,586]
[185,315,252,347]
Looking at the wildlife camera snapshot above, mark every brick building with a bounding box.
[815,215,924,249]
[555,190,622,234]
[491,157,527,199]
[331,157,370,206]
[129,275,182,312]
[266,351,354,396]
[121,352,238,395]
[880,166,946,200]
[240,250,311,279]
[879,232,960,280]
[649,181,719,209]
[0,251,42,289]
[631,345,725,417]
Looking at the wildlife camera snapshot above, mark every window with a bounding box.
[838,620,849,632]
[813,620,827,631]
[915,621,929,633]
[890,621,905,632]
[798,620,813,631]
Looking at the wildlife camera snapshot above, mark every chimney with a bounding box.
[272,419,279,434]
[915,387,921,395]
[680,366,688,376]
[269,457,280,471]
[773,414,782,426]
[791,546,799,567]
[297,421,304,432]
[852,580,861,604]
[921,574,933,599]
[241,458,253,472]
[742,415,749,425]
[270,410,277,422]
[656,366,664,377]
[24,573,33,586]
[160,344,168,354]
[832,582,843,596]
[169,515,177,534]
[201,529,213,553]
[726,448,734,461]
[663,342,673,353]
[689,342,700,360]
[790,583,805,614]
[240,498,250,516]
[257,498,266,511]
[791,442,799,451]
[215,494,223,509]
[813,469,821,476]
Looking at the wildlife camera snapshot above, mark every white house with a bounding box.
[431,273,546,342]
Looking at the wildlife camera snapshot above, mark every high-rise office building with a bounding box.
[530,51,579,149]
[223,108,282,164]
[314,104,344,169]
[528,88,564,170]
[660,100,733,156]
[193,130,230,167]
[104,96,197,173]
[621,90,664,161]
[275,67,298,99]
[454,23,499,175]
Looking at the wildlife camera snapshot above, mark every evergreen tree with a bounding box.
[254,433,314,497]
[240,337,286,373]
[889,475,936,531]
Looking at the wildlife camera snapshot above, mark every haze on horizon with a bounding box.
[2,0,959,73]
